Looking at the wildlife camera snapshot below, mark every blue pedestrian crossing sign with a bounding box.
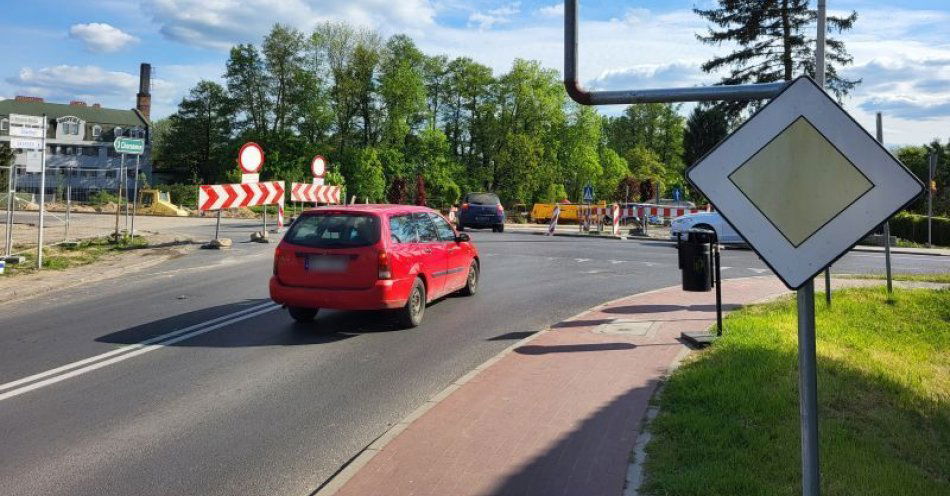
[583,184,594,202]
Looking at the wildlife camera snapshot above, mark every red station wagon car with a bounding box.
[270,205,480,327]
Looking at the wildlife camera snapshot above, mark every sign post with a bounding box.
[877,114,893,294]
[111,137,145,240]
[928,152,937,248]
[687,77,924,496]
[238,142,266,236]
[312,155,327,186]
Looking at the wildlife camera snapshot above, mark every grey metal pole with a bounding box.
[131,153,140,237]
[115,153,124,239]
[65,166,71,242]
[714,240,723,337]
[817,0,831,306]
[797,279,821,496]
[262,205,267,234]
[36,114,48,269]
[124,156,130,233]
[214,208,222,241]
[877,113,893,293]
[4,163,14,256]
[928,153,936,248]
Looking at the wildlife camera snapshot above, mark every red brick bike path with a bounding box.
[326,277,789,496]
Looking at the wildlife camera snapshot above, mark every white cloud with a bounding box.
[468,3,521,30]
[142,0,436,50]
[68,23,139,53]
[536,4,562,18]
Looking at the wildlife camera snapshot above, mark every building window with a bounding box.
[114,127,123,137]
[92,125,101,137]
[0,118,8,131]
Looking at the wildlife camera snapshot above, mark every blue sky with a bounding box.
[2,0,948,145]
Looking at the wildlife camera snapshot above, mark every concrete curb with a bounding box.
[312,278,773,496]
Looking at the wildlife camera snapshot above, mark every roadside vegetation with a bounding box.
[843,273,950,284]
[1,236,149,277]
[642,287,949,496]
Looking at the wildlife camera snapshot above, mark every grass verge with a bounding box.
[842,273,950,284]
[642,287,949,496]
[1,236,149,277]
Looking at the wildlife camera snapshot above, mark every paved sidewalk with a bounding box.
[324,277,791,496]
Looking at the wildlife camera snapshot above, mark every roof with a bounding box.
[0,99,148,127]
[302,204,435,215]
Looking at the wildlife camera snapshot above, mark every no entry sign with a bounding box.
[687,76,923,289]
[238,142,265,174]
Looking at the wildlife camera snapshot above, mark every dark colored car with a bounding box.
[457,193,505,232]
[270,205,480,327]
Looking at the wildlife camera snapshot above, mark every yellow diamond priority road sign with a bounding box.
[687,76,923,289]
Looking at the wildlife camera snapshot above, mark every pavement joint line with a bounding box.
[313,280,724,496]
[0,303,279,402]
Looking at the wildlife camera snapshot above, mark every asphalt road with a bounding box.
[0,228,945,496]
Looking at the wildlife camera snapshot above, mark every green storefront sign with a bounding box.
[114,137,145,155]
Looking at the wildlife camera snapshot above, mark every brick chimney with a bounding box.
[136,63,151,120]
[14,95,44,103]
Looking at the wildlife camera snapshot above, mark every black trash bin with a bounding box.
[680,228,716,292]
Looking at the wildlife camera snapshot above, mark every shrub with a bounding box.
[88,190,119,205]
[889,211,950,247]
[165,184,198,208]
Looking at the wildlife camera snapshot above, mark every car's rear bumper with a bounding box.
[269,276,409,310]
[460,214,504,226]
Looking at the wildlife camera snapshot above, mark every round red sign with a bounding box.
[238,142,265,174]
[311,155,327,178]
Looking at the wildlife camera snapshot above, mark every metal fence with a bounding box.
[3,164,144,256]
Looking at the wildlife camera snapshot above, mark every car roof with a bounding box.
[301,204,437,216]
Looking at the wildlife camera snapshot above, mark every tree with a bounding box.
[379,35,427,149]
[597,148,630,202]
[695,0,859,116]
[225,44,270,136]
[683,104,731,166]
[261,24,307,137]
[625,146,666,201]
[160,81,236,183]
[347,148,385,202]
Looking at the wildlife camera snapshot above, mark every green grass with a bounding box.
[642,287,949,496]
[2,235,149,277]
[843,273,950,284]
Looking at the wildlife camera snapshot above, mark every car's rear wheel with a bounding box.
[457,223,465,232]
[288,306,318,323]
[493,224,504,233]
[459,260,479,296]
[398,278,426,328]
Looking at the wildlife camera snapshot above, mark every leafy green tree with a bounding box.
[683,104,731,166]
[597,148,630,202]
[495,132,544,205]
[625,145,666,201]
[695,0,859,115]
[412,129,460,207]
[380,35,427,149]
[225,44,270,136]
[160,81,236,183]
[563,105,602,200]
[347,148,385,202]
[604,103,684,186]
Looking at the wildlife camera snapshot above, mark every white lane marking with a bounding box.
[610,260,626,264]
[0,303,278,401]
[575,258,591,263]
[720,266,733,271]
[748,268,770,274]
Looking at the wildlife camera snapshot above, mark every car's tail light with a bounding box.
[378,250,392,279]
[462,203,469,210]
[273,246,282,275]
[496,204,504,213]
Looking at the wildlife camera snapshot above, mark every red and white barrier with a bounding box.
[290,183,341,204]
[595,204,709,219]
[198,181,285,211]
[612,204,620,235]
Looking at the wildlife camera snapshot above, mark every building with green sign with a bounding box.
[0,64,153,199]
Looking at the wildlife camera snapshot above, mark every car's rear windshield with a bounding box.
[465,193,500,205]
[284,213,380,248]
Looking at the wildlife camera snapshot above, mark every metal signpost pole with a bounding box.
[215,209,222,242]
[797,280,821,496]
[115,153,124,239]
[36,114,48,269]
[131,153,140,237]
[124,156,130,234]
[877,114,893,293]
[714,238,723,336]
[928,153,936,248]
[817,0,832,306]
[4,163,14,257]
[65,166,71,242]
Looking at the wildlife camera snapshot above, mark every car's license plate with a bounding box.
[305,255,348,272]
[477,216,492,223]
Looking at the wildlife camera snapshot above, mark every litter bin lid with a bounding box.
[687,227,717,243]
